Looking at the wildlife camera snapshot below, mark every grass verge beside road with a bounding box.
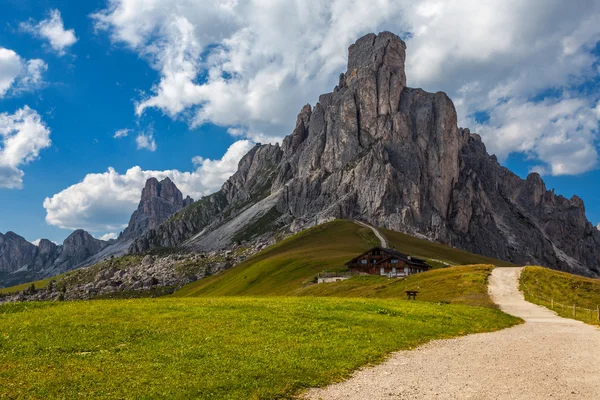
[520,266,600,325]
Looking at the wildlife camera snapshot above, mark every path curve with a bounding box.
[306,267,600,399]
[355,221,388,248]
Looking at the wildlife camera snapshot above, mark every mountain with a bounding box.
[0,177,193,287]
[0,230,109,287]
[0,232,39,274]
[120,177,193,241]
[131,31,600,277]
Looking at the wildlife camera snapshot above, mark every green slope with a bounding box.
[174,220,379,297]
[294,264,498,307]
[175,220,513,299]
[520,266,600,325]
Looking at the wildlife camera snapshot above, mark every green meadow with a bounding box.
[0,297,519,399]
[0,220,525,398]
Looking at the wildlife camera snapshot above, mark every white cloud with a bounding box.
[471,97,600,175]
[0,47,47,97]
[113,128,130,138]
[136,131,157,151]
[97,232,118,241]
[0,107,52,189]
[93,0,600,176]
[43,139,254,231]
[21,9,78,56]
[31,239,42,246]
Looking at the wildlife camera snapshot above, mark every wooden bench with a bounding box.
[406,290,419,300]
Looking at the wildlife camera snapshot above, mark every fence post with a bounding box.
[573,305,576,317]
[551,299,554,309]
[590,308,593,321]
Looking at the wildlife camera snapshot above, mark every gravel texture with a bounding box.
[305,267,600,399]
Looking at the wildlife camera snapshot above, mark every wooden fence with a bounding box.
[522,285,600,324]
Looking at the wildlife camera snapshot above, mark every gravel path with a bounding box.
[305,267,600,399]
[355,221,388,248]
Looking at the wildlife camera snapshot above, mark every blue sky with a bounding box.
[1,0,600,244]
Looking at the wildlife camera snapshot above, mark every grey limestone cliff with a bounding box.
[120,177,194,241]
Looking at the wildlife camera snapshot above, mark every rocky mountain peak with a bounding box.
[120,177,194,241]
[37,239,58,254]
[131,31,600,277]
[346,31,407,87]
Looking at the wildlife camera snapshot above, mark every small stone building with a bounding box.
[346,246,430,277]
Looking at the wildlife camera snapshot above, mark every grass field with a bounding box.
[175,220,513,298]
[520,266,600,325]
[294,264,498,307]
[0,297,520,399]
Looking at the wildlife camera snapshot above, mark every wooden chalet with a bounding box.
[346,246,430,277]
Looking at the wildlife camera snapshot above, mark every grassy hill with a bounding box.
[294,264,498,307]
[520,266,600,325]
[0,296,519,399]
[175,220,514,301]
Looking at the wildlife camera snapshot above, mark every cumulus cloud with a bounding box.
[43,139,254,231]
[136,131,156,151]
[0,107,52,189]
[471,96,600,175]
[96,232,118,241]
[0,47,47,97]
[93,0,600,175]
[113,128,130,138]
[21,9,78,56]
[31,239,42,246]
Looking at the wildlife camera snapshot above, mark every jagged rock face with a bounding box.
[0,232,38,273]
[131,31,600,277]
[53,230,107,269]
[0,230,108,287]
[130,145,282,253]
[120,177,194,241]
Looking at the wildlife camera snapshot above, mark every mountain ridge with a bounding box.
[131,31,600,277]
[0,177,193,287]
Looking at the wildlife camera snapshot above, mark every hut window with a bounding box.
[391,259,398,264]
[361,259,367,264]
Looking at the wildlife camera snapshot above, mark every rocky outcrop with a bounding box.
[52,230,107,270]
[130,31,600,277]
[120,177,194,241]
[0,232,38,273]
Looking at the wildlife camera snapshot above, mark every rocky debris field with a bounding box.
[0,238,276,304]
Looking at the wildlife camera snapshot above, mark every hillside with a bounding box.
[520,266,600,325]
[295,265,498,308]
[174,220,513,299]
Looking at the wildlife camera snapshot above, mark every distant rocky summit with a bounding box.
[0,230,110,287]
[120,177,193,241]
[131,31,600,277]
[0,178,193,287]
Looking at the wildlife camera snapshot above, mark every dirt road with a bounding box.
[306,267,600,399]
[355,221,388,248]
